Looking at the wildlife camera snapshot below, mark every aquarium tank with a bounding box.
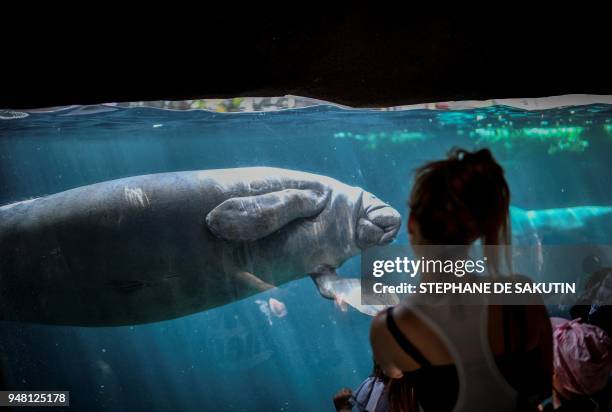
[0,94,611,411]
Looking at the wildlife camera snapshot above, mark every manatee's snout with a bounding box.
[355,192,401,249]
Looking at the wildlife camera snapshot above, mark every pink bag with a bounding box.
[551,317,612,397]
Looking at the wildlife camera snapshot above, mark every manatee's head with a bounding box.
[355,191,401,249]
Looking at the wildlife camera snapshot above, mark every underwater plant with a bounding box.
[333,130,427,150]
[188,98,245,112]
[470,126,588,154]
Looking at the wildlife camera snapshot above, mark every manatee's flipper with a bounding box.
[233,270,275,293]
[310,267,399,316]
[206,188,330,242]
[328,278,400,316]
[310,265,341,300]
[221,244,276,297]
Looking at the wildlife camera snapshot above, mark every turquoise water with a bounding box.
[0,103,611,411]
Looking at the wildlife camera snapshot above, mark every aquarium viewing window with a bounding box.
[1,94,611,411]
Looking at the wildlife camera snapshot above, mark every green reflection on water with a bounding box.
[333,130,427,150]
[471,126,587,154]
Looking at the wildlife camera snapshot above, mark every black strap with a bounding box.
[386,307,431,367]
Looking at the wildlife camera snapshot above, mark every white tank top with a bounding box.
[404,293,519,412]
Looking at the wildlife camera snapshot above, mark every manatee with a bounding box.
[0,167,401,326]
[510,205,612,245]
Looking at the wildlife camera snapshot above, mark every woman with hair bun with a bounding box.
[370,148,553,412]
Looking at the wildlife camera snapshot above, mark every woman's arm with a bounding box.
[370,309,404,379]
[370,307,426,378]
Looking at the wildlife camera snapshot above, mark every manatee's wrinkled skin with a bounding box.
[0,167,401,326]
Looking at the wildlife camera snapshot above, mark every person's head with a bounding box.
[408,148,510,272]
[551,317,612,401]
[582,254,602,276]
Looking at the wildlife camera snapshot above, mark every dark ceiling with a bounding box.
[3,11,610,109]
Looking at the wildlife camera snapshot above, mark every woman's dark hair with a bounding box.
[371,361,416,412]
[409,148,511,273]
[372,361,386,380]
[387,378,416,412]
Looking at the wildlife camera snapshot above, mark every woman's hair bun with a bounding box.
[454,148,495,165]
[452,148,504,176]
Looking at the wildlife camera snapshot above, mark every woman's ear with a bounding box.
[408,214,416,235]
